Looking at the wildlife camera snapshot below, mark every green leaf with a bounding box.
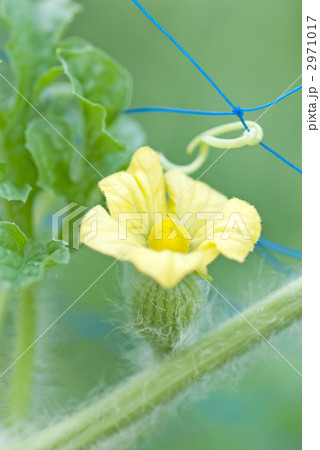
[0,55,13,119]
[0,163,32,202]
[0,221,69,291]
[32,240,70,268]
[26,115,77,197]
[0,0,81,191]
[56,38,133,190]
[25,88,100,201]
[23,34,137,203]
[33,66,64,98]
[0,0,82,94]
[58,37,132,125]
[0,221,28,250]
[26,81,142,201]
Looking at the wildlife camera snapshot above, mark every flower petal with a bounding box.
[98,147,166,239]
[80,205,143,257]
[129,247,215,289]
[127,146,167,223]
[80,206,216,288]
[99,171,150,241]
[165,170,228,248]
[212,198,261,262]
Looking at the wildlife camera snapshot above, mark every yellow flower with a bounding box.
[80,147,261,289]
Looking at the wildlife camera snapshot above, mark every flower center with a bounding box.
[148,218,190,253]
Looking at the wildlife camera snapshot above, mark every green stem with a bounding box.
[13,277,301,449]
[0,290,10,337]
[9,285,37,422]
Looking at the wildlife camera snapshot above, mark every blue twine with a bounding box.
[125,85,302,116]
[260,142,302,174]
[257,237,302,259]
[242,85,302,112]
[232,106,244,118]
[130,0,236,109]
[125,107,235,116]
[130,0,302,260]
[129,1,302,175]
[255,245,300,277]
[236,112,250,131]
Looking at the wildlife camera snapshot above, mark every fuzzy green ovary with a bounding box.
[132,274,201,353]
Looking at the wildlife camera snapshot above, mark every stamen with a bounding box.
[148,218,190,253]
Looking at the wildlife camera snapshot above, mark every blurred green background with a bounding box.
[16,1,302,449]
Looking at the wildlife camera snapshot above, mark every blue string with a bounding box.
[129,1,302,175]
[236,110,250,131]
[255,245,301,277]
[126,107,235,116]
[130,0,302,259]
[125,85,302,116]
[257,237,302,259]
[242,85,302,111]
[259,142,302,174]
[130,0,236,109]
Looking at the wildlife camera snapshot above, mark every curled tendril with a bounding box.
[158,120,264,174]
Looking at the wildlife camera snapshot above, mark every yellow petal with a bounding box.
[197,239,220,265]
[98,147,166,240]
[127,146,167,224]
[212,198,261,262]
[129,247,214,289]
[80,206,217,289]
[99,172,150,243]
[80,205,143,258]
[165,170,228,249]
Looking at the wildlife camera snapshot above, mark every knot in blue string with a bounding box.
[232,106,244,118]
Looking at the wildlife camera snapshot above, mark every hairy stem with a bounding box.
[13,277,301,449]
[9,285,36,422]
